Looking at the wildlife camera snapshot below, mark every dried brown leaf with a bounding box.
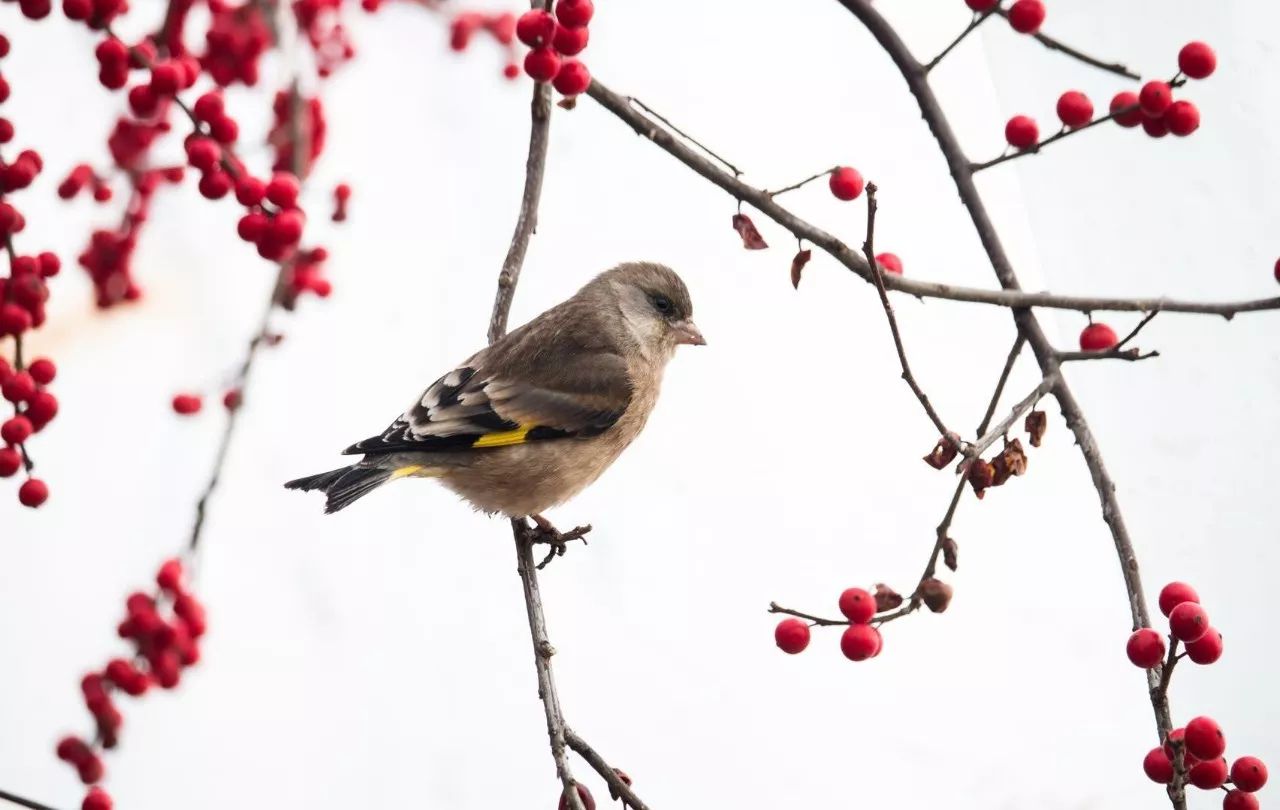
[923,436,960,470]
[990,438,1028,486]
[920,577,953,613]
[942,537,958,572]
[967,459,994,499]
[873,583,903,612]
[1025,409,1047,447]
[731,213,769,250]
[790,248,811,289]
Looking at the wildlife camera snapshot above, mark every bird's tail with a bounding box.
[284,464,393,514]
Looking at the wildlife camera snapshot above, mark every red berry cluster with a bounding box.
[268,90,327,175]
[1127,583,1268,806]
[1,37,59,508]
[1111,42,1215,140]
[294,0,358,78]
[965,0,1045,34]
[201,0,271,86]
[775,587,884,662]
[55,558,207,810]
[517,0,593,97]
[449,10,521,79]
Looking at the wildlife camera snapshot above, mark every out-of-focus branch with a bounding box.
[583,81,1280,319]
[0,788,63,810]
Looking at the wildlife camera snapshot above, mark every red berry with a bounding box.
[1142,116,1169,139]
[553,23,589,56]
[1125,628,1165,668]
[1164,100,1200,137]
[1056,91,1094,128]
[2,415,33,445]
[515,9,556,47]
[235,176,266,206]
[0,118,13,143]
[27,357,56,385]
[185,138,221,172]
[965,0,998,9]
[557,783,596,810]
[0,447,20,477]
[875,253,903,275]
[1143,747,1174,784]
[210,115,239,144]
[1184,628,1223,665]
[1224,790,1261,810]
[552,59,591,96]
[1004,115,1039,149]
[839,624,881,661]
[1178,42,1217,80]
[828,166,864,201]
[1189,757,1229,790]
[0,302,32,335]
[56,736,92,764]
[1185,716,1226,760]
[156,558,185,592]
[19,477,48,507]
[271,210,305,245]
[82,787,113,810]
[1007,0,1045,33]
[150,61,181,95]
[555,0,593,28]
[1139,81,1173,118]
[838,588,876,623]
[502,63,520,80]
[266,172,300,208]
[26,391,58,428]
[1158,582,1199,617]
[1230,757,1268,793]
[238,212,268,243]
[1079,322,1118,351]
[193,92,224,122]
[1169,602,1210,643]
[1275,258,1280,283]
[172,394,203,415]
[774,618,810,654]
[223,388,243,411]
[524,47,561,82]
[38,251,60,276]
[2,370,34,402]
[198,170,232,200]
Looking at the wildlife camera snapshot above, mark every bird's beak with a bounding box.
[673,319,706,346]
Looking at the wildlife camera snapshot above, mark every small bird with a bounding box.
[285,262,704,522]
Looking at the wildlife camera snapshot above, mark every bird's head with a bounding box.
[599,262,705,360]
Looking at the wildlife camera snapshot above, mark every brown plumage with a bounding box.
[285,262,704,516]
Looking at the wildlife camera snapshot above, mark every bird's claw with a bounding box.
[520,514,592,569]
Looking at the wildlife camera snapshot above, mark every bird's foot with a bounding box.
[520,513,593,569]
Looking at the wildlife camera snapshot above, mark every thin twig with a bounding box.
[764,166,837,198]
[584,82,1280,319]
[966,372,1056,461]
[860,183,958,444]
[972,108,1127,173]
[767,602,850,627]
[565,729,652,810]
[628,97,743,177]
[924,10,996,73]
[992,8,1142,80]
[975,336,1025,435]
[832,2,1180,806]
[0,789,63,810]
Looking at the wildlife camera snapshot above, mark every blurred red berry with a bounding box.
[553,23,589,56]
[1007,0,1045,33]
[2,370,35,402]
[774,618,810,654]
[1178,42,1217,80]
[515,9,555,47]
[27,357,56,385]
[82,787,113,810]
[552,60,591,96]
[1005,115,1039,149]
[1125,628,1165,668]
[965,0,998,9]
[1143,747,1174,784]
[1184,628,1223,665]
[172,394,203,415]
[1139,81,1173,118]
[828,166,864,201]
[1158,582,1199,617]
[1142,116,1169,139]
[0,447,20,477]
[265,172,300,208]
[1224,790,1261,810]
[557,783,596,810]
[1056,91,1093,128]
[1230,757,1268,793]
[838,588,877,623]
[20,478,49,507]
[1164,100,1200,136]
[839,624,881,661]
[2,416,32,445]
[1185,716,1226,760]
[1079,322,1118,351]
[156,558,185,592]
[193,92,224,122]
[235,176,266,206]
[555,0,593,28]
[1169,602,1210,643]
[524,48,561,82]
[223,388,243,411]
[875,253,903,275]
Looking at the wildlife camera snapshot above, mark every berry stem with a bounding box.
[992,7,1141,79]
[767,602,849,627]
[763,166,839,198]
[923,10,997,74]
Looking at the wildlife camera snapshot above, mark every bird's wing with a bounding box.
[343,346,634,456]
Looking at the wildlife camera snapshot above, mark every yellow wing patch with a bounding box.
[471,425,532,448]
[390,465,443,479]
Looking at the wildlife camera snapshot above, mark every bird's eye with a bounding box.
[650,294,674,316]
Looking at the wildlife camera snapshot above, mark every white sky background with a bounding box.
[3,1,1279,808]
